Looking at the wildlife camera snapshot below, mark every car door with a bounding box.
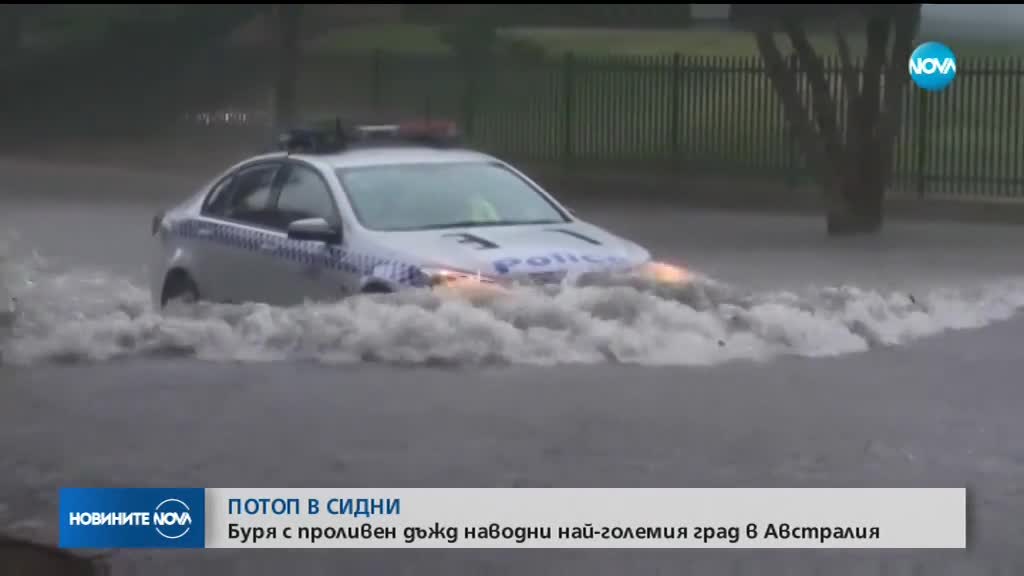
[262,161,355,306]
[197,160,286,304]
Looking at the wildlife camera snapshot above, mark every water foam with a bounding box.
[3,251,1024,366]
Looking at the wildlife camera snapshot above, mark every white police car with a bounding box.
[150,119,691,308]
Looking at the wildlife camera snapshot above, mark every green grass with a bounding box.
[502,27,815,58]
[304,24,828,57]
[507,27,1024,58]
[304,23,1024,59]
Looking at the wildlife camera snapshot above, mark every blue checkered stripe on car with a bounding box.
[171,219,428,287]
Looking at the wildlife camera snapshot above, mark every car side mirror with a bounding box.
[287,217,341,244]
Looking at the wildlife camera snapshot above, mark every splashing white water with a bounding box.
[2,249,1024,366]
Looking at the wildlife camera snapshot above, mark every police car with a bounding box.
[150,119,691,308]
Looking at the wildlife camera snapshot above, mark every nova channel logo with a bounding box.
[152,497,193,540]
[59,487,205,549]
[909,41,957,92]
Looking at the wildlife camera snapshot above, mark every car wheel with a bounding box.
[361,282,393,295]
[161,270,200,308]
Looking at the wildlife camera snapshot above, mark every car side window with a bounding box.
[201,175,234,216]
[222,164,281,227]
[275,165,339,227]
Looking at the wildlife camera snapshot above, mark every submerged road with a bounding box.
[2,157,1024,574]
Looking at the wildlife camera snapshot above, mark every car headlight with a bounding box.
[419,266,498,288]
[635,261,694,285]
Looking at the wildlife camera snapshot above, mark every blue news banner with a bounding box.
[58,487,966,550]
[59,488,205,549]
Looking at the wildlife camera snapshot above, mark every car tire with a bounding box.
[361,282,393,295]
[160,270,200,308]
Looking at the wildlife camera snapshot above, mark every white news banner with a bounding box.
[204,488,966,549]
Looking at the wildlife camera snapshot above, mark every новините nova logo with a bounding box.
[59,488,205,549]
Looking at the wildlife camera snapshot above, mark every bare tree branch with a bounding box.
[878,5,920,188]
[834,24,858,104]
[784,19,842,168]
[841,12,888,181]
[271,4,302,141]
[859,14,889,132]
[754,23,842,209]
[0,5,25,63]
[738,4,922,233]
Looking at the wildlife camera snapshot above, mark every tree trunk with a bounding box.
[270,4,301,144]
[754,6,921,237]
[754,26,842,212]
[827,14,888,235]
[827,153,884,235]
[0,5,24,65]
[878,5,922,189]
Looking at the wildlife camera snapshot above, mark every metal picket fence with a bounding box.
[295,50,1024,200]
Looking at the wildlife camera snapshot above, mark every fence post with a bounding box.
[563,51,576,169]
[786,54,800,190]
[671,52,681,169]
[371,49,383,114]
[915,87,929,198]
[462,60,477,140]
[1015,57,1022,196]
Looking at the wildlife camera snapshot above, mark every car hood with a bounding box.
[365,220,651,282]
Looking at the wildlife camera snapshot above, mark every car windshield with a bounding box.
[335,162,570,231]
